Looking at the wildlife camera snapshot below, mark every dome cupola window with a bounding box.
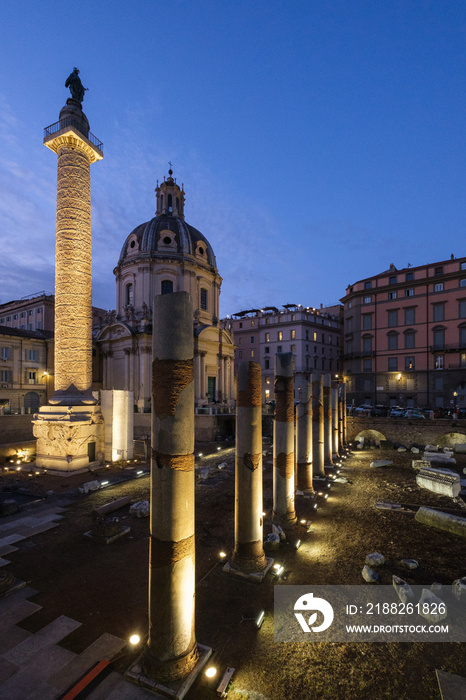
[125,283,134,306]
[200,288,208,310]
[161,279,174,295]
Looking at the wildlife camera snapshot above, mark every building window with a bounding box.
[460,353,466,367]
[265,332,270,342]
[313,332,317,341]
[238,350,243,359]
[277,345,282,353]
[460,300,466,318]
[265,376,270,384]
[434,283,444,292]
[404,308,415,325]
[0,347,9,360]
[434,376,443,390]
[433,328,445,349]
[250,350,254,358]
[27,371,36,384]
[387,310,398,327]
[0,370,12,383]
[291,329,296,339]
[405,356,415,370]
[387,333,398,350]
[388,291,397,300]
[161,279,173,295]
[362,314,372,330]
[125,283,134,305]
[460,279,466,288]
[362,336,372,354]
[388,357,398,371]
[291,344,296,351]
[406,272,414,281]
[265,359,269,369]
[200,288,208,310]
[459,327,466,347]
[389,276,397,284]
[250,336,255,344]
[404,332,415,349]
[28,350,38,361]
[265,318,270,324]
[433,304,445,322]
[434,266,443,275]
[305,330,309,340]
[363,358,372,373]
[434,355,444,370]
[405,288,414,297]
[264,346,269,354]
[364,295,371,304]
[251,320,255,326]
[278,331,283,341]
[364,281,372,289]
[239,338,242,345]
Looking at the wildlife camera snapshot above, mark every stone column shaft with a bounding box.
[231,362,267,572]
[323,373,333,465]
[342,381,347,445]
[145,292,198,681]
[312,374,325,476]
[296,381,313,491]
[273,353,296,523]
[338,383,344,451]
[331,386,339,456]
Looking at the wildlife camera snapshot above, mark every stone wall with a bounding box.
[347,416,466,446]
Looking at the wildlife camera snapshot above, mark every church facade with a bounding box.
[95,170,235,411]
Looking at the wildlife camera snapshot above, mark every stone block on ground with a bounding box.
[452,577,466,601]
[416,466,461,498]
[79,480,101,494]
[393,575,414,603]
[129,501,150,518]
[370,460,392,468]
[362,565,378,582]
[412,460,431,471]
[416,506,466,538]
[400,559,419,570]
[418,588,447,623]
[366,552,385,567]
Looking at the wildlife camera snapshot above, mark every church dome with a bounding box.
[117,169,217,271]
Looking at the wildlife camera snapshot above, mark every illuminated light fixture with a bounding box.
[300,519,306,525]
[262,511,266,517]
[324,493,329,500]
[16,467,21,472]
[217,446,221,451]
[326,483,331,489]
[313,503,318,510]
[273,565,284,576]
[205,666,217,678]
[106,464,110,468]
[101,480,109,486]
[35,471,40,475]
[219,551,227,559]
[198,453,203,457]
[295,539,301,550]
[16,460,21,465]
[318,491,323,496]
[137,470,143,475]
[129,634,141,645]
[256,610,265,628]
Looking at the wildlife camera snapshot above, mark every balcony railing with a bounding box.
[430,342,466,353]
[44,118,103,152]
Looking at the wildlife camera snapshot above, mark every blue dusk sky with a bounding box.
[1,1,466,316]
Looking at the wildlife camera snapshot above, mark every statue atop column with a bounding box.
[65,68,88,102]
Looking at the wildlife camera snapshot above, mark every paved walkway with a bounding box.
[0,500,162,699]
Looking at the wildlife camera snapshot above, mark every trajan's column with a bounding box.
[33,69,104,470]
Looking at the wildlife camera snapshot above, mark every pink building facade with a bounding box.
[341,256,466,409]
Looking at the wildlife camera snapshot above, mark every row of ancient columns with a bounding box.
[272,353,347,523]
[142,301,347,687]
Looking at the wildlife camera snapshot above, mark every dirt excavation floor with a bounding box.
[2,443,466,700]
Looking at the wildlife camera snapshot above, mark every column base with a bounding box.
[126,644,212,699]
[32,404,104,472]
[223,557,274,583]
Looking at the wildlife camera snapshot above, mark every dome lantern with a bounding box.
[155,167,185,219]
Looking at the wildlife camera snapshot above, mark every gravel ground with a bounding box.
[2,444,466,700]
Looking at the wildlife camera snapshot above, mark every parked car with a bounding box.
[355,404,373,415]
[390,406,404,417]
[372,405,389,417]
[403,409,426,419]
